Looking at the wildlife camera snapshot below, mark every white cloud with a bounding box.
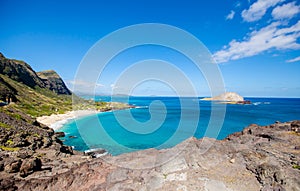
[286,56,300,63]
[242,0,285,22]
[68,80,104,87]
[213,21,300,63]
[272,2,300,20]
[226,10,235,20]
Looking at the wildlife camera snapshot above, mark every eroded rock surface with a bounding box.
[0,121,299,191]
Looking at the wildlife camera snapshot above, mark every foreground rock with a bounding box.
[1,120,299,191]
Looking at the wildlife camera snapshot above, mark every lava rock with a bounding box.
[19,157,42,177]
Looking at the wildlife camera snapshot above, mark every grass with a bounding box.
[0,74,131,120]
[0,74,74,117]
[0,146,19,152]
[292,164,300,170]
[6,139,14,145]
[0,121,12,129]
[288,131,300,136]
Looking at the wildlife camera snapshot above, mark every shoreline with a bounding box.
[36,103,136,131]
[37,110,99,131]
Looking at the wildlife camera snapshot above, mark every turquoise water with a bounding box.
[59,97,300,155]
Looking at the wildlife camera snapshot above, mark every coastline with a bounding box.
[37,110,99,131]
[36,103,136,131]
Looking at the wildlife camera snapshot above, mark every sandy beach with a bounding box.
[37,110,99,131]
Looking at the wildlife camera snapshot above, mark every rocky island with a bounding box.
[0,53,299,190]
[201,92,251,104]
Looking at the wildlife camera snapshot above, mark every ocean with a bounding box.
[59,96,300,155]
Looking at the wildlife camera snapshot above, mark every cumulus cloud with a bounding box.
[286,56,300,63]
[242,0,285,22]
[226,10,235,20]
[213,21,300,63]
[272,2,300,20]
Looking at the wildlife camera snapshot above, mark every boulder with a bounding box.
[54,132,65,137]
[4,159,22,173]
[19,157,42,177]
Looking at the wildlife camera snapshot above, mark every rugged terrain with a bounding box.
[1,121,299,191]
[0,53,132,190]
[1,53,299,190]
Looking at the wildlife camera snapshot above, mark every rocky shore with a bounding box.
[1,120,299,191]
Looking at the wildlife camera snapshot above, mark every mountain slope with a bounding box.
[0,53,73,117]
[37,70,71,95]
[0,53,71,96]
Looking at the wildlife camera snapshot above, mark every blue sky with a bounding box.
[0,0,300,97]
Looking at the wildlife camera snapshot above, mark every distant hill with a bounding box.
[0,52,73,117]
[201,92,251,104]
[0,53,71,95]
[201,92,244,102]
[37,70,71,95]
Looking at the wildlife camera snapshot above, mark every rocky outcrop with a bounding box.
[37,70,71,95]
[1,121,299,191]
[201,92,252,104]
[0,53,71,95]
[0,107,78,182]
[202,92,244,102]
[0,54,44,89]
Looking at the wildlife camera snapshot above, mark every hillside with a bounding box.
[37,70,72,95]
[0,53,73,117]
[0,53,133,187]
[0,53,83,186]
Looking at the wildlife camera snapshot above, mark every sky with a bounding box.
[0,0,300,97]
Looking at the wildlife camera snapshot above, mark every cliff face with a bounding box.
[0,54,44,89]
[37,70,71,95]
[0,53,71,95]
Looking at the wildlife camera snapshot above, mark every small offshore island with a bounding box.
[0,53,300,191]
[201,92,251,104]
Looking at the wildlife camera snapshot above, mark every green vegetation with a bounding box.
[0,146,19,152]
[163,174,168,179]
[0,74,73,117]
[0,121,12,129]
[6,139,14,145]
[0,74,131,119]
[292,165,300,170]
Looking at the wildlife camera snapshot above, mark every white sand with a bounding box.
[37,110,99,131]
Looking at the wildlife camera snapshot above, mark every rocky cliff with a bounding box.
[1,121,299,191]
[37,70,71,95]
[0,53,71,95]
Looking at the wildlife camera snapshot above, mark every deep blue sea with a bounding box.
[59,96,300,155]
